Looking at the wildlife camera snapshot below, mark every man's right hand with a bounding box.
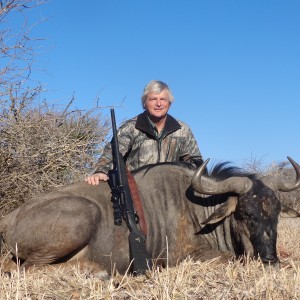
[85,173,109,185]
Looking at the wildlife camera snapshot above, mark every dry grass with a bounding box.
[1,217,300,300]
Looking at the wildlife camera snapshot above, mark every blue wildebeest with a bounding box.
[0,157,299,275]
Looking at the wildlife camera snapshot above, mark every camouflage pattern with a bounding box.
[94,111,202,174]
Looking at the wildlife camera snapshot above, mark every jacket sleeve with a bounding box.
[93,141,113,174]
[180,125,203,163]
[93,121,134,174]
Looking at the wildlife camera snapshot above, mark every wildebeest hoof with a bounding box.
[263,261,280,270]
[3,271,12,278]
[91,270,110,281]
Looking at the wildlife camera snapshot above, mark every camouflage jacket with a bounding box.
[94,111,202,174]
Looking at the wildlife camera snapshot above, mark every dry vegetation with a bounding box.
[0,216,300,299]
[0,98,110,215]
[0,162,300,299]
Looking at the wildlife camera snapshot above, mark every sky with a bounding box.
[10,0,300,168]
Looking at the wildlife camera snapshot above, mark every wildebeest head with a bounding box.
[191,157,300,264]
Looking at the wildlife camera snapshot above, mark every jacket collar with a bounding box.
[135,111,181,137]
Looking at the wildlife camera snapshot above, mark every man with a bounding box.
[85,80,202,185]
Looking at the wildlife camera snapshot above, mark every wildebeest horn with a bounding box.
[191,159,253,195]
[276,156,300,192]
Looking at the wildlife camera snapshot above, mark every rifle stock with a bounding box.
[108,108,152,275]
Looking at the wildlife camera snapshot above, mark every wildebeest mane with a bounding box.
[209,161,256,181]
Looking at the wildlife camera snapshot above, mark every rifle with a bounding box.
[108,108,152,275]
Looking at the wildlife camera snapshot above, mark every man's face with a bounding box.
[144,90,171,120]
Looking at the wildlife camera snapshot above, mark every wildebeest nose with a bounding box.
[261,255,279,265]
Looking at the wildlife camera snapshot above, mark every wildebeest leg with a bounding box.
[27,258,109,280]
[2,244,110,280]
[50,258,110,280]
[1,258,19,274]
[2,256,110,280]
[21,252,60,269]
[20,244,109,278]
[189,245,233,264]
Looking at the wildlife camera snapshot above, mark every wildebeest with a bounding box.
[0,157,299,275]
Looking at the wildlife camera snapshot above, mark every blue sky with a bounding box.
[11,0,300,168]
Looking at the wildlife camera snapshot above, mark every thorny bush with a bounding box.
[0,98,110,215]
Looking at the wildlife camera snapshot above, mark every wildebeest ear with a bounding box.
[280,203,300,218]
[201,196,238,225]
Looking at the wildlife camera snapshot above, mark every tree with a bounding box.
[0,1,110,215]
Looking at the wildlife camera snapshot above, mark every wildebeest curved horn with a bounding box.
[277,156,300,192]
[191,158,253,195]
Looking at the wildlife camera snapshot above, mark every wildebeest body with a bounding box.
[1,182,133,272]
[0,159,299,274]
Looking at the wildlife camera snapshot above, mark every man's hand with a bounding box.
[85,173,109,185]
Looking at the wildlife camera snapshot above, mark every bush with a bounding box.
[266,161,300,212]
[0,0,111,215]
[0,97,110,215]
[244,157,300,212]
